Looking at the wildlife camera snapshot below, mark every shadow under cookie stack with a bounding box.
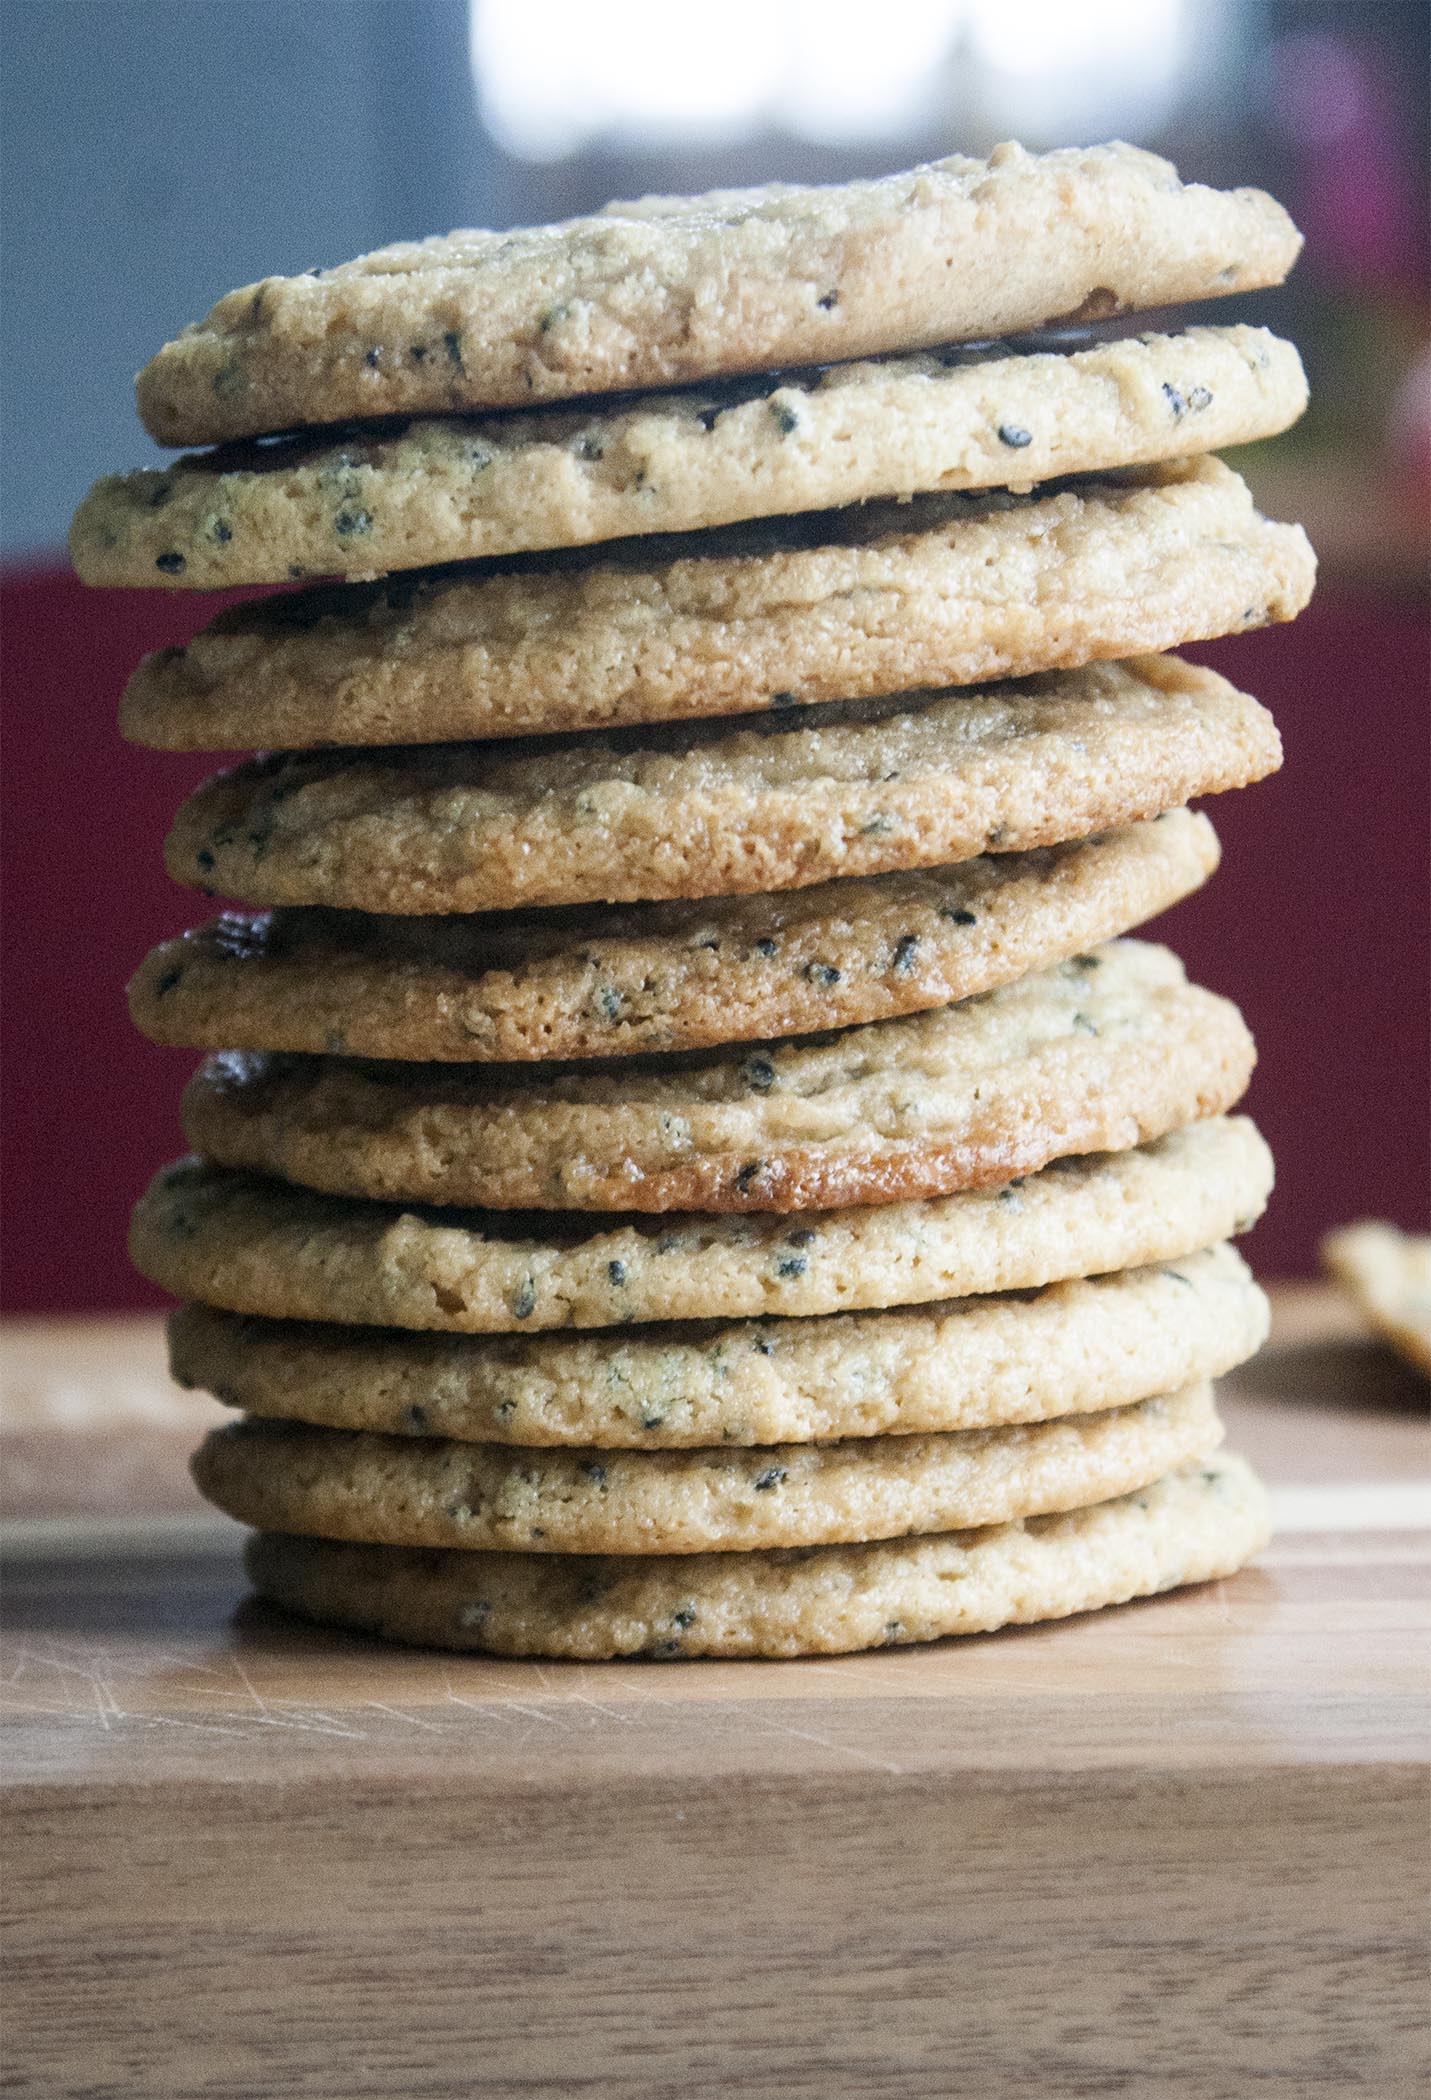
[74,142,1314,1660]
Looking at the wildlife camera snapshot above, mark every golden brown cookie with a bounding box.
[242,1451,1272,1657]
[193,1385,1221,1556]
[170,1242,1266,1448]
[135,142,1300,443]
[165,657,1280,915]
[129,1116,1274,1334]
[180,941,1254,1213]
[77,328,1305,588]
[132,811,1218,1063]
[119,460,1314,749]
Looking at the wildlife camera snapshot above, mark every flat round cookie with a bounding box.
[171,1242,1267,1448]
[192,1384,1220,1557]
[242,1450,1271,1657]
[1322,1223,1431,1377]
[136,142,1300,444]
[130,1114,1274,1334]
[120,460,1315,750]
[180,941,1254,1214]
[76,327,1306,589]
[165,656,1279,915]
[133,812,1218,1063]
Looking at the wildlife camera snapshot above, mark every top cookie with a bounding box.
[134,142,1301,446]
[75,326,1306,589]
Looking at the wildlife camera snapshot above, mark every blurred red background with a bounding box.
[2,562,1427,1309]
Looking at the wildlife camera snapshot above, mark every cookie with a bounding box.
[165,656,1279,915]
[119,460,1315,750]
[180,941,1253,1214]
[132,810,1218,1064]
[76,326,1306,590]
[1322,1222,1431,1377]
[171,1243,1267,1448]
[192,1383,1221,1557]
[130,1114,1273,1334]
[135,142,1300,445]
[242,1450,1270,1657]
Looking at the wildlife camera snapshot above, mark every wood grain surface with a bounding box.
[3,1286,1428,2099]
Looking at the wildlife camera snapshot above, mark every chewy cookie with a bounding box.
[76,328,1306,589]
[243,1450,1272,1657]
[171,1242,1266,1448]
[1322,1222,1431,1377]
[130,1115,1274,1334]
[172,1241,1264,1448]
[132,812,1218,1063]
[180,941,1254,1213]
[193,1384,1220,1556]
[119,460,1314,750]
[136,142,1301,444]
[165,657,1279,915]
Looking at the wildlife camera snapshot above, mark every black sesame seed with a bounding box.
[1072,1012,1099,1034]
[607,1259,627,1286]
[410,342,429,362]
[786,1228,816,1247]
[754,1466,786,1491]
[155,551,186,575]
[443,330,464,367]
[576,434,605,461]
[753,937,779,958]
[696,405,723,432]
[365,347,382,369]
[941,906,977,926]
[596,986,622,1022]
[1162,381,1187,418]
[775,1255,807,1280]
[806,962,841,985]
[404,1404,429,1434]
[997,423,1033,448]
[1188,385,1213,411]
[155,966,183,996]
[581,1461,608,1485]
[734,1160,765,1193]
[641,1411,666,1430]
[770,401,801,436]
[752,1335,774,1357]
[334,509,372,538]
[741,1057,777,1093]
[511,1278,537,1320]
[892,934,921,975]
[817,290,840,310]
[672,1606,697,1628]
[209,519,233,545]
[195,848,215,873]
[769,690,800,708]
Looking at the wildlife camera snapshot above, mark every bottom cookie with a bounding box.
[245,1451,1269,1659]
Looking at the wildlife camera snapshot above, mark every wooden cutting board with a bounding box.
[3,1286,1428,2099]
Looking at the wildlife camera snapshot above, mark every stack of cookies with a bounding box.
[73,142,1314,1659]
